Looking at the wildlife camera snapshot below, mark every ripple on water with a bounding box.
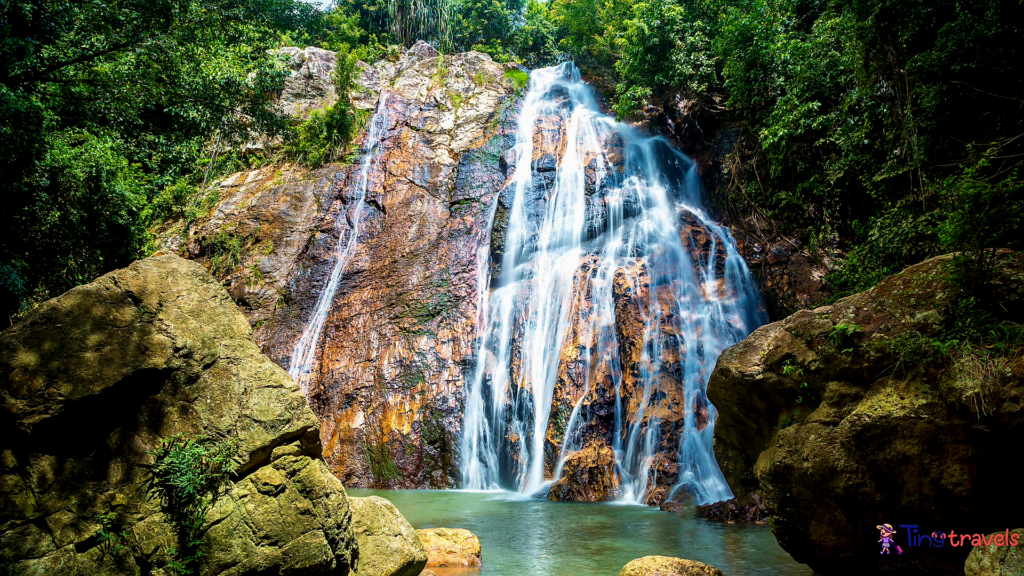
[347,490,811,576]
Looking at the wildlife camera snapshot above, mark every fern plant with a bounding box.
[147,435,237,575]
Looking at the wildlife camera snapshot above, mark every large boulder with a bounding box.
[349,496,427,576]
[964,529,1024,576]
[708,252,1024,575]
[547,444,620,502]
[199,455,356,576]
[619,556,725,576]
[415,528,481,567]
[0,254,355,575]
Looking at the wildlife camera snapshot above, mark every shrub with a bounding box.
[147,435,238,575]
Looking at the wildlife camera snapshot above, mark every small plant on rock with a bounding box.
[827,323,863,354]
[147,435,237,575]
[504,68,529,95]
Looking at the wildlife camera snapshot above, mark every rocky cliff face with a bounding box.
[176,45,768,503]
[708,252,1024,575]
[177,42,520,489]
[0,254,355,575]
[641,90,835,318]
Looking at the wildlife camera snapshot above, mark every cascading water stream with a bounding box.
[460,64,766,505]
[288,93,391,393]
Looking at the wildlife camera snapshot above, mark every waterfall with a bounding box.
[288,93,391,393]
[459,64,766,505]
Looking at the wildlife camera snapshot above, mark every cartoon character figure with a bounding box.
[877,524,897,554]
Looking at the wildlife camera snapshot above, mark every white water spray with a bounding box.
[289,94,391,392]
[459,64,766,505]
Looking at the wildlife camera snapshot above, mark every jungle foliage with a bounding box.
[1,0,1021,328]
[0,0,319,323]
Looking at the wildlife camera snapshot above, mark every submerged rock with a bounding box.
[964,529,1024,576]
[709,251,1024,575]
[350,496,428,576]
[415,527,482,567]
[547,445,619,502]
[619,555,726,576]
[0,254,354,575]
[694,493,767,523]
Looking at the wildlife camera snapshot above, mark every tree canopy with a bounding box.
[1,0,1021,324]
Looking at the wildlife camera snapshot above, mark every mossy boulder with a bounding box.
[708,252,1024,575]
[349,496,427,576]
[619,555,725,576]
[0,254,354,575]
[964,529,1024,576]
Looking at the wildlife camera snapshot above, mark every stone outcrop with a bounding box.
[547,445,619,502]
[964,529,1024,576]
[0,254,356,575]
[619,556,725,576]
[277,46,341,117]
[694,492,767,523]
[178,42,521,488]
[349,496,427,576]
[708,252,1024,575]
[415,528,481,567]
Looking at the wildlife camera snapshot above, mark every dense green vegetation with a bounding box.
[1,0,1021,326]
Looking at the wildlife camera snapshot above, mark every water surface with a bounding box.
[349,489,811,576]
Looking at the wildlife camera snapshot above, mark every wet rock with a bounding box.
[659,500,686,513]
[964,529,1024,576]
[694,493,767,523]
[731,231,834,317]
[0,254,350,575]
[350,496,428,576]
[619,555,726,576]
[533,153,558,172]
[709,251,1024,575]
[415,528,482,567]
[547,445,620,502]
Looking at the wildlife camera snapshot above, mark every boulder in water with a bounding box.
[415,527,482,567]
[619,555,726,576]
[547,444,620,502]
[350,496,428,576]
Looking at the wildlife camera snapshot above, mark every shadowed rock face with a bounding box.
[277,46,341,117]
[708,252,1024,575]
[0,254,355,575]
